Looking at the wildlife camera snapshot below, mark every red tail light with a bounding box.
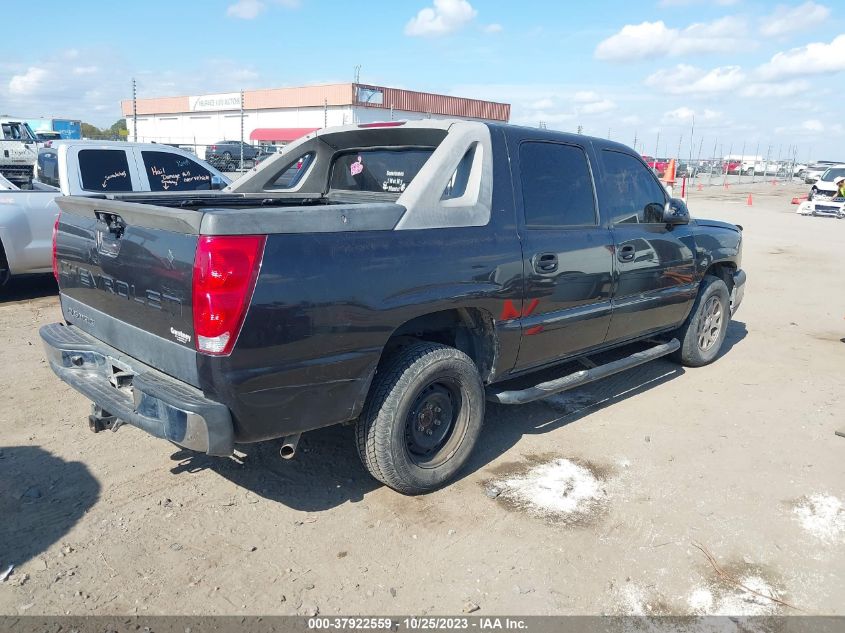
[51,213,60,282]
[192,235,266,355]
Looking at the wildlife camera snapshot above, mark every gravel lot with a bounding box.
[1,182,843,616]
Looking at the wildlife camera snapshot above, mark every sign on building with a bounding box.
[189,93,242,112]
[355,86,384,105]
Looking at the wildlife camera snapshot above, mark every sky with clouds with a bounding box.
[1,0,843,159]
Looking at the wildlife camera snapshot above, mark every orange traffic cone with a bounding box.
[746,194,753,206]
[664,159,676,184]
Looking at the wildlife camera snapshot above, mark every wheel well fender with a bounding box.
[703,261,736,293]
[381,308,498,384]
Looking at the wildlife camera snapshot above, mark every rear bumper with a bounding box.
[40,323,234,456]
[731,269,746,315]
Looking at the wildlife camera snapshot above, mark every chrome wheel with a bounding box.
[697,296,724,351]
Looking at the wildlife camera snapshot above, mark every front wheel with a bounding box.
[671,275,731,367]
[355,342,485,494]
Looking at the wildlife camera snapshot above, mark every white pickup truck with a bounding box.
[0,118,39,187]
[0,142,229,285]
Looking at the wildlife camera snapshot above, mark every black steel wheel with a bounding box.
[355,342,485,494]
[404,379,463,468]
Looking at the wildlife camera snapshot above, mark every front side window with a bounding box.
[141,151,213,191]
[1,123,30,141]
[330,149,435,194]
[78,149,132,192]
[599,150,667,224]
[519,141,597,227]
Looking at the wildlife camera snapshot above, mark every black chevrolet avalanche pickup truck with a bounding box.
[42,120,745,494]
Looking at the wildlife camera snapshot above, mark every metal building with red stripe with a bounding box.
[120,83,510,154]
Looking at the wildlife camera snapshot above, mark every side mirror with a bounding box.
[663,198,690,225]
[210,175,227,191]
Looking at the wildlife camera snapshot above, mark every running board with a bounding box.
[486,339,680,405]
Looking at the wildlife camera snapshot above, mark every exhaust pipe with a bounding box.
[279,433,301,459]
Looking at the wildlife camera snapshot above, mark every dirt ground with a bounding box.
[0,182,843,617]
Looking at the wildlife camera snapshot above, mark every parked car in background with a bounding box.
[722,160,742,175]
[205,141,259,168]
[805,162,840,184]
[741,161,780,176]
[0,142,229,286]
[675,162,697,178]
[642,155,670,177]
[809,165,845,200]
[695,160,720,176]
[255,145,279,165]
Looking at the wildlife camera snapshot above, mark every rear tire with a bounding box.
[355,342,485,495]
[671,275,731,367]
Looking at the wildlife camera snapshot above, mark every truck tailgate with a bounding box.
[54,196,202,385]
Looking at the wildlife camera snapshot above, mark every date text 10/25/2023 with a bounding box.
[307,617,529,630]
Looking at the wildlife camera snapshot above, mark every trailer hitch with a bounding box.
[88,404,123,433]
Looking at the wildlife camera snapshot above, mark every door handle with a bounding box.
[617,244,636,262]
[533,252,558,274]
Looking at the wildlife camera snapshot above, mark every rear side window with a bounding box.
[599,151,667,224]
[141,151,213,191]
[519,142,597,227]
[79,149,132,192]
[267,153,314,190]
[330,149,434,194]
[442,146,475,200]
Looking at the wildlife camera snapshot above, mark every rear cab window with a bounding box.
[518,141,597,227]
[329,149,435,195]
[78,149,133,192]
[141,151,213,191]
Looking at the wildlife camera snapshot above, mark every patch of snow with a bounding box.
[687,587,714,612]
[620,583,648,615]
[492,458,606,520]
[793,494,845,543]
[687,576,780,616]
